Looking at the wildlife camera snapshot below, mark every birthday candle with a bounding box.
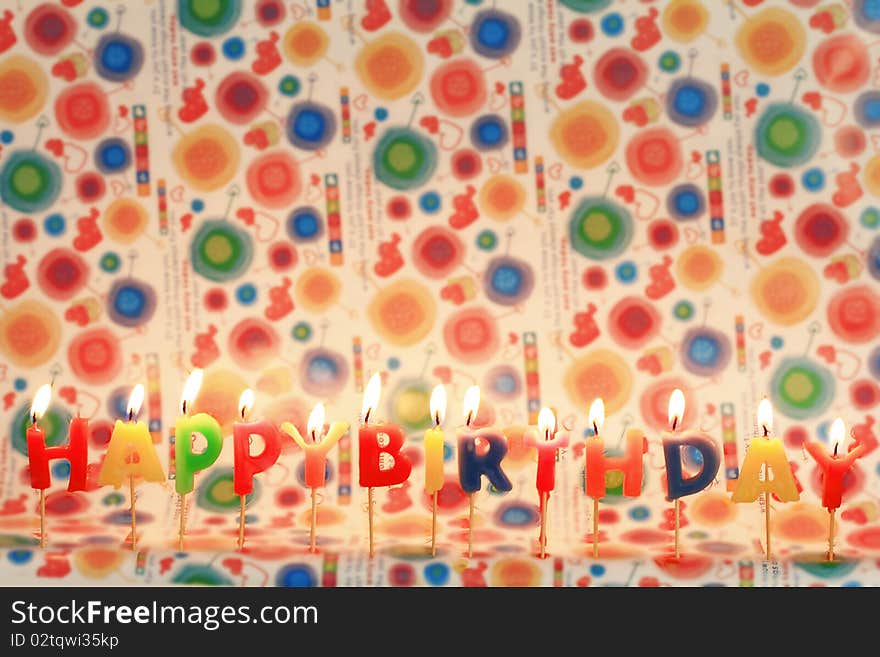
[174,369,223,550]
[281,403,349,552]
[524,407,569,558]
[424,384,447,556]
[27,384,88,494]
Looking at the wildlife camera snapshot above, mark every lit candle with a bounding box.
[174,369,223,551]
[424,384,447,557]
[524,407,569,558]
[585,397,647,558]
[805,417,866,561]
[233,388,282,551]
[281,403,350,552]
[661,389,720,559]
[732,398,800,561]
[98,383,166,551]
[457,385,512,558]
[26,384,88,548]
[358,373,413,558]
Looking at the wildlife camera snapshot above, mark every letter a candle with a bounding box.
[732,398,799,560]
[525,407,569,559]
[358,373,413,558]
[424,384,447,557]
[662,389,720,559]
[174,369,223,551]
[233,388,282,551]
[806,418,867,561]
[98,384,166,551]
[281,403,349,552]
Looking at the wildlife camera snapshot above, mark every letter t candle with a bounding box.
[525,407,569,559]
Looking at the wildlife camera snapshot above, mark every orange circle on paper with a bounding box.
[661,0,709,43]
[689,491,738,528]
[550,101,618,169]
[675,245,723,291]
[246,150,301,209]
[478,174,525,221]
[490,558,542,586]
[0,55,48,123]
[367,278,436,346]
[282,21,329,66]
[172,124,240,192]
[295,267,341,312]
[0,300,61,367]
[73,548,124,578]
[750,256,819,326]
[863,154,880,197]
[103,197,148,243]
[355,32,424,101]
[773,503,828,543]
[735,7,805,76]
[563,348,632,414]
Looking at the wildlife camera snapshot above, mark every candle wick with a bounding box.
[592,422,598,436]
[128,410,134,422]
[763,426,769,437]
[833,442,839,458]
[311,430,317,444]
[31,413,37,427]
[466,410,473,428]
[671,416,678,432]
[434,411,440,427]
[364,407,372,425]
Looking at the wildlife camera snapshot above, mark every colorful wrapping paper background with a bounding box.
[0,0,879,586]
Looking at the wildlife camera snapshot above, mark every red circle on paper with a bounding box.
[89,419,114,448]
[443,306,500,364]
[607,296,661,349]
[784,425,808,449]
[267,241,297,271]
[190,42,216,67]
[386,195,412,221]
[582,266,607,290]
[430,59,487,117]
[255,0,286,26]
[827,285,880,344]
[625,127,682,186]
[834,125,866,158]
[768,173,795,198]
[812,33,870,94]
[399,0,453,32]
[75,171,106,203]
[246,151,301,209]
[850,379,879,410]
[24,3,77,56]
[203,287,228,312]
[647,218,679,250]
[451,148,482,180]
[794,203,848,257]
[68,327,123,385]
[569,19,594,43]
[36,248,89,301]
[215,71,268,125]
[275,486,303,507]
[847,526,880,550]
[593,47,647,102]
[12,218,36,243]
[54,82,111,141]
[228,317,281,370]
[412,225,464,279]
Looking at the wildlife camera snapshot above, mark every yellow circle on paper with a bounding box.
[735,7,805,77]
[550,101,618,169]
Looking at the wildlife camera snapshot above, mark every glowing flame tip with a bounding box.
[757,398,773,436]
[588,398,605,435]
[668,388,685,429]
[127,384,145,420]
[463,385,480,426]
[180,369,203,414]
[430,385,446,427]
[830,417,846,456]
[538,407,556,438]
[361,373,382,423]
[238,388,254,420]
[31,384,52,423]
[307,403,326,442]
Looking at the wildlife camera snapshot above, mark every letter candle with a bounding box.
[457,385,512,558]
[358,373,413,558]
[281,403,349,552]
[26,384,52,547]
[424,384,446,556]
[232,388,282,551]
[98,384,166,551]
[585,398,647,557]
[524,407,569,559]
[662,389,720,559]
[174,369,223,551]
[806,418,867,561]
[732,398,800,560]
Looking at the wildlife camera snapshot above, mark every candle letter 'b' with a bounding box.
[359,424,413,487]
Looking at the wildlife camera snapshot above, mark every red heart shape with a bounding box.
[222,558,244,575]
[45,138,64,157]
[494,81,505,95]
[58,386,77,404]
[419,116,439,134]
[615,185,635,203]
[744,97,758,117]
[817,344,836,363]
[432,366,452,384]
[802,91,822,111]
[236,207,255,225]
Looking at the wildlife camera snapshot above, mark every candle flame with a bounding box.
[361,373,381,424]
[31,384,52,424]
[307,403,325,443]
[463,385,480,426]
[538,407,556,439]
[238,388,254,420]
[127,384,145,421]
[757,397,773,436]
[180,368,203,415]
[588,398,604,436]
[668,388,685,430]
[830,417,846,457]
[430,384,446,427]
